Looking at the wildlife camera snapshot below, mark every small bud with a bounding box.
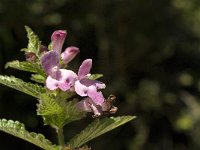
[39,45,48,55]
[25,52,37,62]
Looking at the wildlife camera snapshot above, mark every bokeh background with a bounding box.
[1,0,200,149]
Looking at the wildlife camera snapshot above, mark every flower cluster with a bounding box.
[41,30,116,117]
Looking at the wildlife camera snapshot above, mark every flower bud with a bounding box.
[25,52,37,62]
[51,30,67,54]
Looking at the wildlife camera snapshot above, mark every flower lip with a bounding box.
[46,69,77,91]
[61,46,80,64]
[78,59,92,80]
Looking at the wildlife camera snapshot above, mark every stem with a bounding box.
[57,127,65,147]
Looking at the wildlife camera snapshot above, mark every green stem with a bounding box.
[57,127,65,147]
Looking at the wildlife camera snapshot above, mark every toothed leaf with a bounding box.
[37,94,85,128]
[22,26,41,57]
[0,75,45,98]
[31,74,46,83]
[0,119,60,150]
[5,60,45,75]
[88,74,103,80]
[68,116,136,148]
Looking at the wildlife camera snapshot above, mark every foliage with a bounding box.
[68,116,136,148]
[0,26,134,150]
[0,119,60,150]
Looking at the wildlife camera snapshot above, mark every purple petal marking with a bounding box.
[51,30,67,54]
[46,76,59,90]
[79,79,106,89]
[78,59,92,79]
[41,51,60,78]
[61,46,80,64]
[57,69,77,91]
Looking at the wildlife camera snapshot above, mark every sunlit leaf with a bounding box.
[5,60,45,75]
[88,74,103,80]
[31,74,46,83]
[22,26,41,57]
[0,119,60,150]
[37,94,85,128]
[68,116,136,148]
[0,75,45,98]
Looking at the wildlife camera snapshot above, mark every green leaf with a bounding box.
[68,116,136,148]
[22,26,41,57]
[37,94,63,116]
[0,119,60,150]
[5,60,45,75]
[37,94,85,128]
[0,75,45,98]
[88,74,103,80]
[31,74,46,83]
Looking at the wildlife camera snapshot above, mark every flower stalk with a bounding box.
[57,127,65,147]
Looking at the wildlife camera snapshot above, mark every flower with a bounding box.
[40,30,80,91]
[76,95,118,117]
[41,51,77,91]
[51,30,67,55]
[41,30,106,105]
[61,46,80,64]
[51,30,79,64]
[74,59,106,105]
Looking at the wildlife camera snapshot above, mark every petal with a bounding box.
[78,59,92,79]
[41,51,60,77]
[61,46,80,64]
[58,69,77,91]
[74,80,88,96]
[51,30,67,54]
[79,78,106,89]
[87,87,105,105]
[76,98,102,116]
[46,76,59,90]
[76,97,93,112]
[58,81,70,91]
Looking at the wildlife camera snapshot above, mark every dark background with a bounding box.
[0,0,200,149]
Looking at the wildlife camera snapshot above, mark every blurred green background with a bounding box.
[1,0,200,149]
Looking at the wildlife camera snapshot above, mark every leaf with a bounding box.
[0,75,45,98]
[5,60,45,75]
[37,94,85,128]
[0,119,60,150]
[22,26,41,57]
[88,74,103,80]
[68,116,136,148]
[31,74,46,83]
[37,94,63,116]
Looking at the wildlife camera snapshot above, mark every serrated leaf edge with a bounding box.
[0,119,60,150]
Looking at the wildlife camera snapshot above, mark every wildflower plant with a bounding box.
[0,26,135,150]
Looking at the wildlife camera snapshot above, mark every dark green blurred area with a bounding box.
[1,0,200,149]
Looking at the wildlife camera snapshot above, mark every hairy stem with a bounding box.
[57,127,65,147]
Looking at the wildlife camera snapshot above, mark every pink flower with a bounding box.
[74,59,106,105]
[61,46,80,64]
[51,30,79,64]
[41,51,77,91]
[51,30,66,55]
